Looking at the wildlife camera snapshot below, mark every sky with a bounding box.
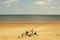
[0,15,60,23]
[0,0,60,15]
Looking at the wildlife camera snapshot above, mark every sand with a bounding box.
[0,23,60,40]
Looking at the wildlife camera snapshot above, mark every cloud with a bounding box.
[48,0,53,2]
[51,6,56,8]
[34,1,47,5]
[3,0,18,4]
[2,0,19,7]
[34,0,58,9]
[6,5,12,7]
[34,0,54,5]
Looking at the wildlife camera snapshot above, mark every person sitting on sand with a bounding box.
[28,34,32,37]
[25,31,29,35]
[34,32,37,35]
[21,33,24,36]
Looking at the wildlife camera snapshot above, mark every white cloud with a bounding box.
[2,0,19,7]
[34,0,54,5]
[6,5,12,7]
[51,6,56,8]
[34,0,59,9]
[34,1,47,5]
[2,0,18,4]
[48,0,53,2]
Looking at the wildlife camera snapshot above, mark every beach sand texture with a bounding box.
[0,23,60,40]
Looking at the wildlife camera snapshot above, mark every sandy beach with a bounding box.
[0,23,60,40]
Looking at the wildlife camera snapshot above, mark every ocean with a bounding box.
[0,15,60,23]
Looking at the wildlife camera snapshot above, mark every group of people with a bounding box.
[18,29,37,38]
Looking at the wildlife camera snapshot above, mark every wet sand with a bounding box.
[0,23,60,40]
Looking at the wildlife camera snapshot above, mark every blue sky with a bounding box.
[0,0,60,15]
